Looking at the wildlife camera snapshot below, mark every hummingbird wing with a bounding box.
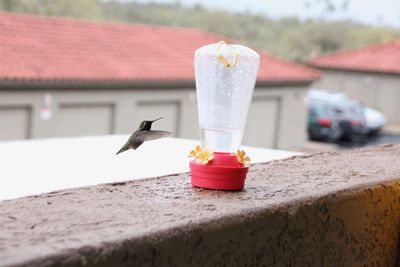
[135,130,172,143]
[116,130,172,154]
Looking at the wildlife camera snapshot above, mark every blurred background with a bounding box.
[0,0,400,152]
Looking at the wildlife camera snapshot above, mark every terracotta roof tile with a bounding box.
[307,41,400,74]
[0,12,320,83]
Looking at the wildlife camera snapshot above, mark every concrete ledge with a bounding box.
[1,144,400,266]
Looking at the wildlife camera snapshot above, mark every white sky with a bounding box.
[131,0,400,28]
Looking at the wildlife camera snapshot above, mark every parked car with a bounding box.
[306,89,380,142]
[364,107,386,136]
[307,100,343,141]
[336,100,368,140]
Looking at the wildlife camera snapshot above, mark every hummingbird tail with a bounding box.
[116,146,129,155]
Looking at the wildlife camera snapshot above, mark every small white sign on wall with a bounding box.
[40,94,53,121]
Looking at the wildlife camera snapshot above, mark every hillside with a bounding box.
[1,0,399,62]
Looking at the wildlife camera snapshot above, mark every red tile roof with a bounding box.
[0,12,319,85]
[307,41,400,75]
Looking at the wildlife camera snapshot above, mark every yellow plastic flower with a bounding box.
[188,145,201,158]
[189,145,214,164]
[236,149,251,166]
[196,148,214,164]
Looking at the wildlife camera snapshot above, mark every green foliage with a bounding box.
[1,0,399,62]
[0,0,100,19]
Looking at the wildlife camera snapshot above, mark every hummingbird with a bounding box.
[116,117,172,155]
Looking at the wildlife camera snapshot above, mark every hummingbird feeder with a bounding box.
[189,41,260,191]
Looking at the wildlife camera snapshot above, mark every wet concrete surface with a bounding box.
[335,134,400,149]
[305,134,400,152]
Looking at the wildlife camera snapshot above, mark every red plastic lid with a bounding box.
[190,152,248,191]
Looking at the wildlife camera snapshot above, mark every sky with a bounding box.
[130,0,400,28]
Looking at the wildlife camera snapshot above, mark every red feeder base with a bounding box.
[190,152,248,191]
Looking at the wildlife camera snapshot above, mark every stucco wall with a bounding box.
[1,144,400,267]
[0,86,308,150]
[312,69,400,122]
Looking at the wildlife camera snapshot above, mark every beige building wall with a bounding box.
[312,70,400,122]
[0,86,308,150]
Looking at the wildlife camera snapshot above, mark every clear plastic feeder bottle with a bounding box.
[195,41,260,152]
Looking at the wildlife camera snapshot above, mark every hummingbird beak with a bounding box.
[151,117,163,123]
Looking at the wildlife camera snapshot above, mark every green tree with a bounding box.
[0,0,100,19]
